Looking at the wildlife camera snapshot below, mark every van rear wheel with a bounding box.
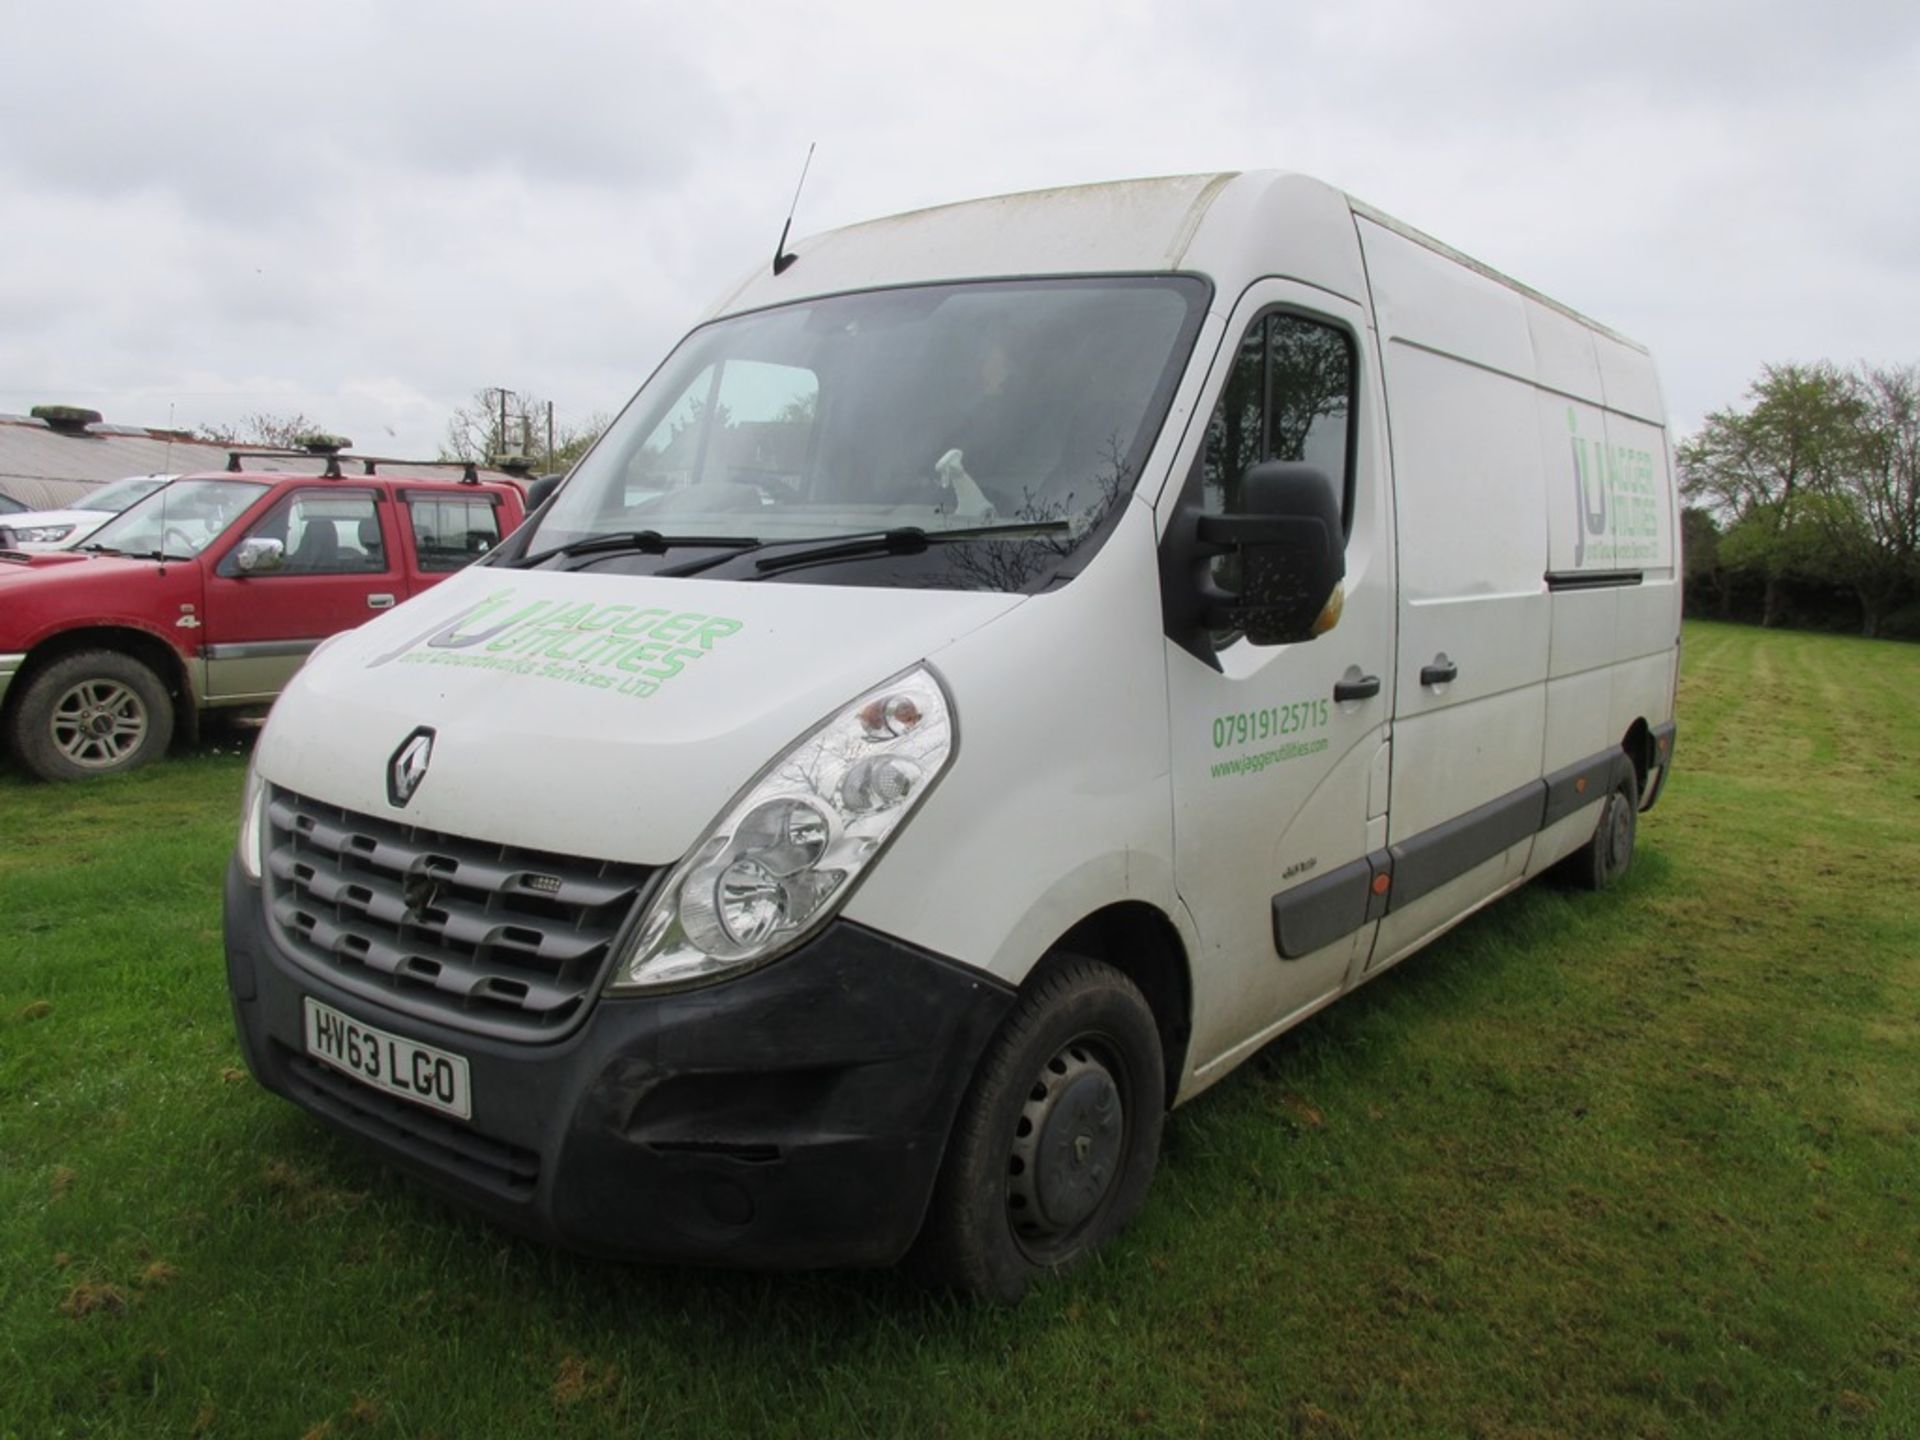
[1567,774,1638,891]
[915,957,1164,1303]
[8,650,175,781]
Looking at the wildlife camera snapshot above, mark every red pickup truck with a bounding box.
[0,459,527,780]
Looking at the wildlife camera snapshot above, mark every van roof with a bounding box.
[705,170,1644,355]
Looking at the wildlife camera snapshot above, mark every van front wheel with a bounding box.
[917,957,1164,1303]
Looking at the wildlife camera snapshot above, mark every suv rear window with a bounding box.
[407,493,502,572]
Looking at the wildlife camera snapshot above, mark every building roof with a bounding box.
[0,413,520,508]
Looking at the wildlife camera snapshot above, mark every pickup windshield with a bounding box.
[83,479,267,559]
[76,474,169,513]
[526,276,1208,592]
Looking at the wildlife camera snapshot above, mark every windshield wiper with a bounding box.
[78,542,125,556]
[750,521,1074,576]
[508,530,761,570]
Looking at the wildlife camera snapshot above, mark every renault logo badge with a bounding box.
[388,727,436,807]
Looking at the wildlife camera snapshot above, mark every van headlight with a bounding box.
[237,755,268,881]
[609,665,956,993]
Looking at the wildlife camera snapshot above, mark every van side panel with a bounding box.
[1355,210,1677,968]
[1358,221,1551,851]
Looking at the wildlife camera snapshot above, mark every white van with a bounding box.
[224,172,1679,1301]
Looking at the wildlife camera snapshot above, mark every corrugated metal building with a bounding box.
[0,412,520,508]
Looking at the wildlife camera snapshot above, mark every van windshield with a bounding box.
[527,276,1208,591]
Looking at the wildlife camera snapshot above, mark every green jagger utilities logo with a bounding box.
[1569,407,1661,567]
[367,588,745,701]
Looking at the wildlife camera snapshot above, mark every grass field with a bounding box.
[2,620,1916,1438]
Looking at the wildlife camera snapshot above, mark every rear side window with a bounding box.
[407,494,502,572]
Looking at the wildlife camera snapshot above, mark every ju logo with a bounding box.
[1567,408,1661,567]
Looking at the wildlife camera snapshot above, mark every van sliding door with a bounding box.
[1357,219,1550,973]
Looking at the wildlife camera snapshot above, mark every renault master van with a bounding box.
[223,172,1679,1301]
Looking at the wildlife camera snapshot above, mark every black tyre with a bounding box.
[7,650,175,781]
[916,957,1165,1303]
[1567,771,1638,891]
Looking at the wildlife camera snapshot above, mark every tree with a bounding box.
[1679,505,1725,614]
[194,412,326,450]
[1808,365,1920,638]
[1676,363,1864,628]
[440,389,608,473]
[550,410,613,471]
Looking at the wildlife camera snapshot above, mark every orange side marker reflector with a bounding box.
[1371,873,1391,896]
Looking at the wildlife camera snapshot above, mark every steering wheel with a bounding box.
[724,467,797,502]
[163,526,198,557]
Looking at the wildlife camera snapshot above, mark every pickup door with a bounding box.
[199,484,511,704]
[200,485,409,703]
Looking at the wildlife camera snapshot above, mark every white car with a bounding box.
[0,473,173,550]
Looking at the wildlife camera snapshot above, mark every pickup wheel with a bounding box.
[7,650,175,781]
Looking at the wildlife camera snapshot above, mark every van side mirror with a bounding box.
[232,537,286,575]
[525,474,562,510]
[1195,462,1345,646]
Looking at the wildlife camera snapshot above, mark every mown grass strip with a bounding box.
[1,621,1916,1438]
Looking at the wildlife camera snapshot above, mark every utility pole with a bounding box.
[547,400,555,471]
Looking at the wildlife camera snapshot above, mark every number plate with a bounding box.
[302,997,472,1120]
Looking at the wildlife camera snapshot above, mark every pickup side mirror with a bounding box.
[1194,462,1345,646]
[232,537,286,575]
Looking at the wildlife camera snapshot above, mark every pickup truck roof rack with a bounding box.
[224,450,486,483]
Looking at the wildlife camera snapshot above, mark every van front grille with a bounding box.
[263,789,654,1041]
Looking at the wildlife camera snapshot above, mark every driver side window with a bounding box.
[239,489,385,575]
[1200,311,1356,591]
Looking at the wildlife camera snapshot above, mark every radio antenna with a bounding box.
[772,142,816,276]
[155,401,175,572]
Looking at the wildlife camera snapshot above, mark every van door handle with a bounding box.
[1420,658,1458,686]
[367,593,396,610]
[1334,673,1381,703]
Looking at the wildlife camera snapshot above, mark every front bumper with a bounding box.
[224,857,1015,1267]
[0,652,24,708]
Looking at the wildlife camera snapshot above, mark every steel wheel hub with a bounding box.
[1008,1041,1125,1241]
[1604,794,1633,870]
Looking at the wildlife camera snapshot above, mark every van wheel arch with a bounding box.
[1044,902,1192,1108]
[1621,719,1653,805]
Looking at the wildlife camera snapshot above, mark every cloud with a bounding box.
[0,0,1915,457]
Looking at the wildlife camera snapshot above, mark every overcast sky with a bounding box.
[2,0,1915,462]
